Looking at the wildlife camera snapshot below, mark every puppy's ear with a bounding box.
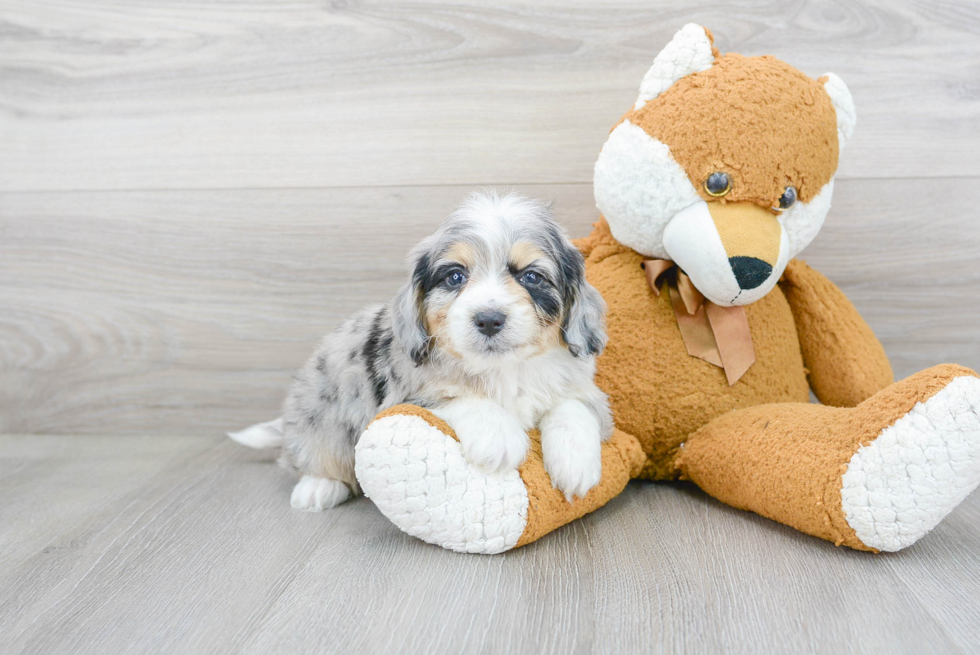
[558,240,607,358]
[392,249,431,365]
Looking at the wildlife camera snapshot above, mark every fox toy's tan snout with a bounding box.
[661,198,787,307]
[708,202,781,291]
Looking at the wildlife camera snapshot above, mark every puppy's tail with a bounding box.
[227,417,284,449]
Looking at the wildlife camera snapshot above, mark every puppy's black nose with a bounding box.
[729,256,773,290]
[473,310,507,337]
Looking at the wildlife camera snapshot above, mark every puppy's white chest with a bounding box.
[483,365,565,430]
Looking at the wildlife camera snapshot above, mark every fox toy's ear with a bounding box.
[634,23,716,110]
[821,72,857,150]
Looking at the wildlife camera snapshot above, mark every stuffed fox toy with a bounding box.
[355,24,980,554]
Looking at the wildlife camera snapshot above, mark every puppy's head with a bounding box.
[392,191,606,370]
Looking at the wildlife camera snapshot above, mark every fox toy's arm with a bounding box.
[779,259,893,407]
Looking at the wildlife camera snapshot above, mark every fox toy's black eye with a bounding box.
[776,186,798,211]
[704,172,732,197]
[520,270,544,286]
[444,269,467,288]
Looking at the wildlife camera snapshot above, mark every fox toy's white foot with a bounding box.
[841,375,980,551]
[355,406,646,554]
[355,412,530,554]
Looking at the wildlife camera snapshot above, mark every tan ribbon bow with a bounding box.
[641,259,756,386]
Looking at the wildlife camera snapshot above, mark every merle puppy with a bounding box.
[230,191,611,510]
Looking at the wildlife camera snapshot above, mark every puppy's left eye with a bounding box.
[444,269,467,288]
[520,270,544,286]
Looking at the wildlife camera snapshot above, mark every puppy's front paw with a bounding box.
[541,401,603,502]
[543,435,602,502]
[290,475,351,511]
[460,422,529,473]
[435,400,529,473]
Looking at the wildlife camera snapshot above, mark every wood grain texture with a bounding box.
[2,2,979,653]
[0,434,977,655]
[2,178,979,435]
[2,0,980,191]
[0,184,595,434]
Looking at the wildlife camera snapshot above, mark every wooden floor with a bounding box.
[3,1,980,653]
[0,433,977,655]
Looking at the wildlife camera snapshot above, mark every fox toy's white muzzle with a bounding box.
[663,200,791,306]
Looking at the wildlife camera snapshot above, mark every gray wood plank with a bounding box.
[0,436,367,654]
[0,434,977,654]
[0,184,596,435]
[2,178,978,436]
[2,1,978,652]
[2,0,979,192]
[0,434,213,568]
[883,494,980,650]
[583,483,976,655]
[0,434,224,650]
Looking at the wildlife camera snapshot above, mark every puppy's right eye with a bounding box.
[519,270,542,286]
[444,269,467,288]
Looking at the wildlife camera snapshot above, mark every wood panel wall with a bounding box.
[2,0,978,434]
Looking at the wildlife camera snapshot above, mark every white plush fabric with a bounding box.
[594,120,700,259]
[355,414,529,554]
[662,201,741,303]
[841,376,980,552]
[663,200,790,306]
[661,200,791,306]
[634,23,715,110]
[778,178,833,258]
[821,73,856,150]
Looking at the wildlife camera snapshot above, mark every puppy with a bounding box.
[230,191,612,510]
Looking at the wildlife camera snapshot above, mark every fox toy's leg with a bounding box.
[676,364,980,552]
[355,405,645,554]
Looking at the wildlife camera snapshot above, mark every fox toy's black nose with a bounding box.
[474,310,507,337]
[729,257,773,290]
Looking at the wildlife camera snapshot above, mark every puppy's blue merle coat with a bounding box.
[231,191,612,510]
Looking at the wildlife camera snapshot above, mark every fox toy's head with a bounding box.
[594,24,855,306]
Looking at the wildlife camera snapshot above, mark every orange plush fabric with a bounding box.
[779,259,894,406]
[515,428,645,548]
[362,25,980,554]
[676,364,978,551]
[576,219,811,479]
[627,53,839,209]
[372,404,647,548]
